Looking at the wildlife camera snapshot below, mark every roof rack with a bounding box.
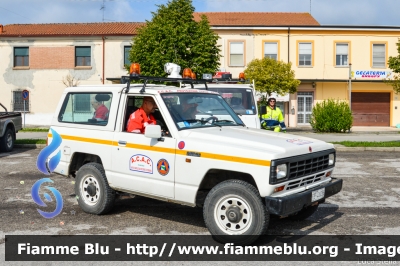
[209,78,250,84]
[106,75,208,93]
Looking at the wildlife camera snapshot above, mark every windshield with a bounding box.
[206,87,257,115]
[161,93,245,130]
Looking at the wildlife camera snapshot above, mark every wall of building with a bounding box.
[0,36,131,125]
[215,27,400,127]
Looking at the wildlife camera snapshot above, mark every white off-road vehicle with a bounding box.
[49,64,342,245]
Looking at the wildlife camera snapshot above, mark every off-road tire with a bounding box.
[75,162,115,215]
[288,205,319,221]
[0,128,15,152]
[203,180,269,245]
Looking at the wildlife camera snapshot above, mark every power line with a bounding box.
[0,6,35,22]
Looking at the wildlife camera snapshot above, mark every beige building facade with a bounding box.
[0,23,141,125]
[1,15,399,127]
[214,26,400,127]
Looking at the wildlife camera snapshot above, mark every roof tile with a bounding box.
[0,12,319,37]
[0,22,145,36]
[194,12,320,26]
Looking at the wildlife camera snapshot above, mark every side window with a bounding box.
[264,42,278,60]
[14,47,29,67]
[75,46,91,67]
[124,46,131,66]
[59,92,112,125]
[229,41,244,66]
[335,43,349,66]
[298,42,312,66]
[124,96,170,136]
[372,43,386,68]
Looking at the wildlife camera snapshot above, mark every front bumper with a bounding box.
[265,178,343,216]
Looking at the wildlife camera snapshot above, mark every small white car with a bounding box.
[49,70,342,245]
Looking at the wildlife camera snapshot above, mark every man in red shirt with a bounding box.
[126,97,157,133]
[92,100,109,121]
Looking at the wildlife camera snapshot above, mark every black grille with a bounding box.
[288,154,329,179]
[269,149,335,184]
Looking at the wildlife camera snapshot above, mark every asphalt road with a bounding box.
[1,149,400,265]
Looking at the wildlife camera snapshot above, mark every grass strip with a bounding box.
[20,128,49,132]
[15,139,46,144]
[331,141,400,147]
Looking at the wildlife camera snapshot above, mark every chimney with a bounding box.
[0,25,3,33]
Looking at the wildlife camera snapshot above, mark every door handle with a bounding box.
[118,140,127,146]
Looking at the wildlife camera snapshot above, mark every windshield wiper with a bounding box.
[215,120,234,124]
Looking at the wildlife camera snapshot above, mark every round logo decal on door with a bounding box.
[157,159,170,176]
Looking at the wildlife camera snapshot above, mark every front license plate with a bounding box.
[311,188,325,202]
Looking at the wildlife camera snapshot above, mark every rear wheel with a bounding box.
[0,128,15,152]
[75,162,115,214]
[203,180,269,245]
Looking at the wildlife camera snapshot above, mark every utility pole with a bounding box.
[101,0,105,22]
[349,63,352,112]
[310,0,312,15]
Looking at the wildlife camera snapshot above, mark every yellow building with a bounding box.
[196,12,400,127]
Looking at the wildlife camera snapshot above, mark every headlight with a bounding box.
[276,164,287,179]
[328,153,335,165]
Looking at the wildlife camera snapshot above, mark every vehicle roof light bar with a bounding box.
[106,63,209,93]
[118,75,209,93]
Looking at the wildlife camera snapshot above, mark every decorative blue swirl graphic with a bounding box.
[31,178,63,219]
[36,128,62,175]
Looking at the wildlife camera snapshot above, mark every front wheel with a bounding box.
[203,180,269,245]
[75,162,115,215]
[0,128,15,152]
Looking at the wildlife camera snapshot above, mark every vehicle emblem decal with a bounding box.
[309,146,312,152]
[286,139,313,145]
[157,159,170,176]
[129,154,153,174]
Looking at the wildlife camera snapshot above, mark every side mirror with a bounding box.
[144,125,162,139]
[261,105,266,115]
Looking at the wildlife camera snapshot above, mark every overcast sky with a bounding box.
[0,0,399,26]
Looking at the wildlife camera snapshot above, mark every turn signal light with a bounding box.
[274,185,285,193]
[326,171,332,177]
[183,68,192,79]
[130,63,140,76]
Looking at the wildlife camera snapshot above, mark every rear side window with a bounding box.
[58,92,112,126]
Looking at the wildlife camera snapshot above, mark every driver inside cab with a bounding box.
[181,96,198,120]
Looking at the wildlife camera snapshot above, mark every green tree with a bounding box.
[386,38,400,93]
[244,57,300,101]
[127,0,221,77]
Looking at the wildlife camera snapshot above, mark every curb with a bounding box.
[288,131,400,135]
[333,145,400,152]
